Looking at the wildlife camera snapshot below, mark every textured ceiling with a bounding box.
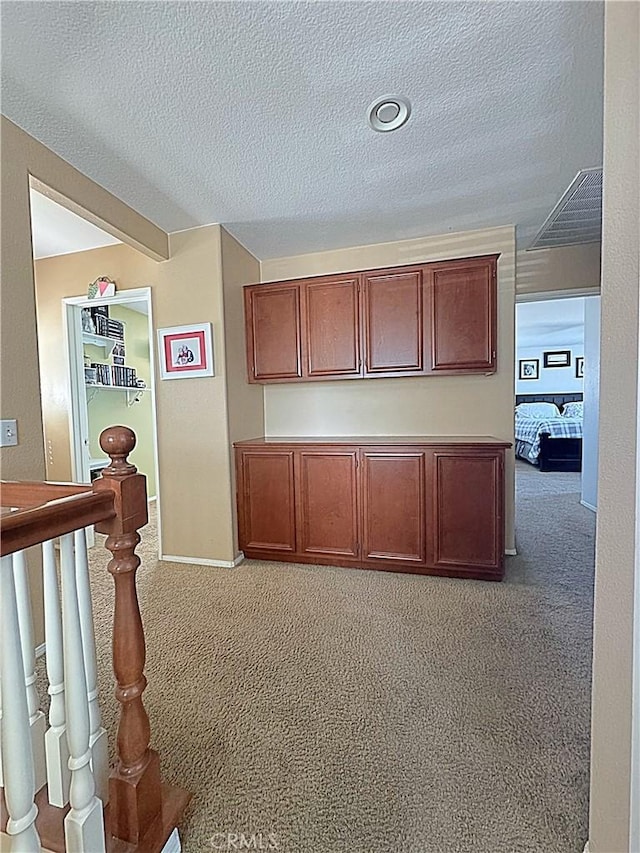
[30,189,120,259]
[1,1,604,259]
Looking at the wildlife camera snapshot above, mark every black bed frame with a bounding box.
[515,392,583,473]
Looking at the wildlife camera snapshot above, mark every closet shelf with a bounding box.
[85,384,147,406]
[82,332,120,355]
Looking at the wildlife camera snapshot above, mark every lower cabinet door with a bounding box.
[429,450,503,574]
[296,451,359,558]
[361,451,426,565]
[238,450,296,553]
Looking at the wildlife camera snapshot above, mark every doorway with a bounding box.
[29,185,162,554]
[514,291,600,510]
[63,288,160,500]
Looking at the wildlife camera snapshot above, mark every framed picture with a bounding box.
[543,350,571,368]
[576,356,584,378]
[519,358,539,380]
[157,323,214,380]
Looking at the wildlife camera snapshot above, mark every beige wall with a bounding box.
[589,2,639,851]
[261,225,516,551]
[33,231,238,565]
[516,243,601,299]
[0,118,169,646]
[220,228,263,554]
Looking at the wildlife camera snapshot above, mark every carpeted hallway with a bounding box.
[88,461,595,853]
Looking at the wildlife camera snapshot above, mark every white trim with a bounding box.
[516,287,601,303]
[63,287,163,561]
[505,548,517,556]
[35,642,46,659]
[630,240,640,853]
[160,552,245,568]
[583,843,590,853]
[148,495,157,503]
[580,499,597,513]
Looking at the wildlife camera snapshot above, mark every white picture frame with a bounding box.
[157,323,214,380]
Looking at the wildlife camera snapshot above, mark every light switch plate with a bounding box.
[0,419,18,447]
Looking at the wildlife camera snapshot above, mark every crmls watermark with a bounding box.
[209,832,279,851]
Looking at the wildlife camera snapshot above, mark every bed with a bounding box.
[515,393,583,472]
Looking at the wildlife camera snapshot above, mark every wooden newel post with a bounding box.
[93,426,162,845]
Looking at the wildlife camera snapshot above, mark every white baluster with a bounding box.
[74,528,109,804]
[60,534,106,853]
[43,538,71,807]
[12,549,46,793]
[1,554,41,852]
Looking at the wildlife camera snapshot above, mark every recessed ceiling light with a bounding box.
[368,95,411,132]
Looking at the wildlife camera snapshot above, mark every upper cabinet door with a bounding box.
[361,268,424,375]
[425,255,498,373]
[302,276,361,377]
[245,284,302,382]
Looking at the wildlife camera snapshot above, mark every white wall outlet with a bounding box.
[0,419,19,447]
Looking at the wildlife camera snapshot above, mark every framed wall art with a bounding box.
[157,323,214,380]
[543,350,571,368]
[519,358,539,380]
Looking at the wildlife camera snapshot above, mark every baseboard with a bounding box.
[580,499,597,513]
[160,552,245,568]
[35,642,46,658]
[505,548,517,556]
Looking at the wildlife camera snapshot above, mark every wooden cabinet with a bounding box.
[244,283,302,381]
[428,449,503,573]
[296,450,359,558]
[302,276,360,377]
[244,254,498,384]
[361,268,424,375]
[235,437,509,580]
[361,450,426,566]
[236,450,296,553]
[425,256,496,373]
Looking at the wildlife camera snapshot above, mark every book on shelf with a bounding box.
[88,362,137,387]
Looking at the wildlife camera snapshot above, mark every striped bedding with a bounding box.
[515,412,583,464]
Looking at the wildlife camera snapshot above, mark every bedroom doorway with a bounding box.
[514,292,601,511]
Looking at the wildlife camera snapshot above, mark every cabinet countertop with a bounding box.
[234,435,512,448]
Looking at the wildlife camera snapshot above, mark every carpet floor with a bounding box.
[86,461,595,853]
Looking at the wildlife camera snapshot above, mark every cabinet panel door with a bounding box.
[297,451,359,557]
[362,268,424,374]
[361,451,426,564]
[429,450,503,573]
[245,284,302,382]
[425,256,497,373]
[303,277,361,377]
[238,451,296,552]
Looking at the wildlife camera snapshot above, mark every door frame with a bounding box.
[62,287,162,557]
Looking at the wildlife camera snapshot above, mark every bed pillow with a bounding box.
[561,401,584,419]
[515,402,561,419]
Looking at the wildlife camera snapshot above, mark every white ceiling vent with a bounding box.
[528,167,602,250]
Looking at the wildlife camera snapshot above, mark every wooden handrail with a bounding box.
[1,480,92,509]
[0,490,116,556]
